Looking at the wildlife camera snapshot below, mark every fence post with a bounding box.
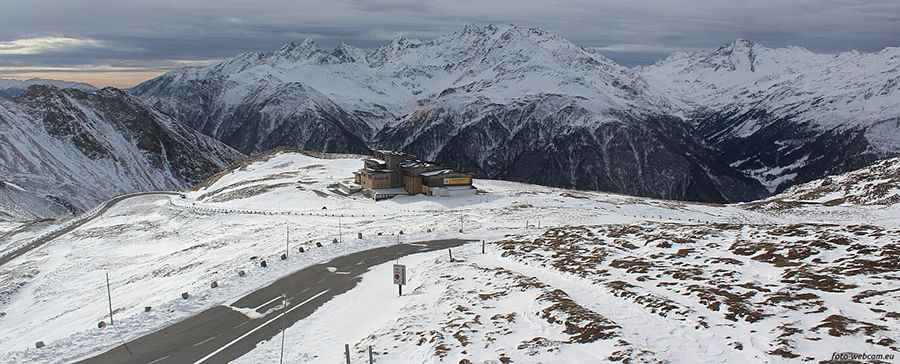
[369,345,374,364]
[345,343,351,364]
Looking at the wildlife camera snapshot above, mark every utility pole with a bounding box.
[106,272,114,325]
[279,326,286,364]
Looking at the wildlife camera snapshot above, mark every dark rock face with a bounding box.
[377,96,768,203]
[694,108,893,193]
[18,86,243,186]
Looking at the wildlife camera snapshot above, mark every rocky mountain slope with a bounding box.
[0,85,243,220]
[764,156,900,206]
[132,25,767,203]
[642,40,900,192]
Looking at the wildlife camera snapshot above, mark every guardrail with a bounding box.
[0,191,184,264]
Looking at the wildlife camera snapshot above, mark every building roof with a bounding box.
[374,150,409,157]
[399,160,434,168]
[419,169,455,177]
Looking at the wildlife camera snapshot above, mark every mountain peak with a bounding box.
[697,38,768,72]
[729,38,758,49]
[276,38,319,55]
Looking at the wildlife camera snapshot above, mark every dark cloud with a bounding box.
[0,0,896,75]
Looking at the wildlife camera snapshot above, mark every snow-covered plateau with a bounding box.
[1,151,897,363]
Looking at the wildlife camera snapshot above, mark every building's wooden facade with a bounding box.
[355,150,474,198]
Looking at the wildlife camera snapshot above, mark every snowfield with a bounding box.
[0,151,898,363]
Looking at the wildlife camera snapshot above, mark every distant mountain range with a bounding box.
[641,39,900,192]
[4,24,898,220]
[0,78,96,98]
[131,24,899,203]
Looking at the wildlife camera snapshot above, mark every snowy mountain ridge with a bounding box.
[642,40,900,192]
[642,39,900,130]
[134,24,672,134]
[132,24,900,201]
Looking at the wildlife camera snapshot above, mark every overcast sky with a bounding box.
[1,0,897,87]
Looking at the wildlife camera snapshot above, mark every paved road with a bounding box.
[77,239,470,364]
[0,192,184,267]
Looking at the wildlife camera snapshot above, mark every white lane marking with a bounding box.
[334,271,351,275]
[225,305,264,319]
[326,266,338,272]
[407,243,428,247]
[232,320,250,329]
[146,355,170,364]
[193,290,329,364]
[253,295,284,311]
[193,336,217,347]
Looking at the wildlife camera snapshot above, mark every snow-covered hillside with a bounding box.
[1,151,897,363]
[642,40,900,192]
[0,85,243,221]
[760,156,900,206]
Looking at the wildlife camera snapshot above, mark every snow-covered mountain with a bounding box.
[0,78,96,99]
[132,25,900,202]
[133,24,767,202]
[0,85,243,221]
[642,39,900,192]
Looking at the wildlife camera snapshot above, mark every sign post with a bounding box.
[393,264,406,296]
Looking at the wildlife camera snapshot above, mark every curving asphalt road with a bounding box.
[76,239,471,364]
[0,192,184,267]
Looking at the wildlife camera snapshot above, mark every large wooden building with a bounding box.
[354,150,474,199]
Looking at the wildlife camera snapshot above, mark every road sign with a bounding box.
[393,264,406,285]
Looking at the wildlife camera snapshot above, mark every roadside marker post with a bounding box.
[344,343,351,364]
[279,316,286,364]
[106,272,114,325]
[393,264,406,296]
